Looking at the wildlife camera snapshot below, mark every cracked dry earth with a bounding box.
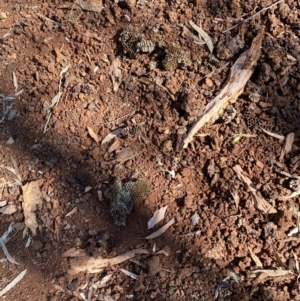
[1,0,300,300]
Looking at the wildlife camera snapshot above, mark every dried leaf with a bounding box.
[10,156,22,183]
[22,181,43,235]
[288,227,298,237]
[0,269,27,296]
[87,126,100,143]
[145,218,175,239]
[108,139,120,153]
[252,269,292,277]
[147,206,168,229]
[109,58,122,92]
[101,128,123,145]
[12,72,18,92]
[0,236,18,264]
[65,207,77,217]
[233,165,277,214]
[0,204,17,215]
[260,128,285,140]
[190,212,200,226]
[189,20,214,53]
[248,246,263,268]
[120,268,139,280]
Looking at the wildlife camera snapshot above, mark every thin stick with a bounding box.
[223,0,285,33]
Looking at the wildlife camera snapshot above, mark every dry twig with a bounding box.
[223,0,285,33]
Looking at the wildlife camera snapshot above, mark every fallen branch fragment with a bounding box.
[223,0,285,33]
[233,165,277,214]
[68,249,149,274]
[183,30,263,148]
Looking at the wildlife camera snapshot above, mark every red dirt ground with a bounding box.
[1,0,300,300]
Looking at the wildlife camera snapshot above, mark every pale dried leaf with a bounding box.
[108,139,120,153]
[25,236,32,248]
[189,20,214,53]
[147,206,168,229]
[65,207,77,217]
[1,166,22,186]
[145,218,175,239]
[120,268,139,280]
[288,226,298,237]
[101,128,123,145]
[109,58,122,92]
[61,248,86,258]
[87,126,100,143]
[10,156,22,183]
[99,274,113,285]
[190,212,200,226]
[233,165,277,214]
[252,269,292,277]
[248,246,263,268]
[22,181,43,235]
[260,128,285,140]
[0,237,18,264]
[12,72,18,92]
[0,269,27,296]
[0,204,17,215]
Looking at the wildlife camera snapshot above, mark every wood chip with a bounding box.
[233,165,276,214]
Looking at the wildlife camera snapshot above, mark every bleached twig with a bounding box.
[223,0,285,33]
